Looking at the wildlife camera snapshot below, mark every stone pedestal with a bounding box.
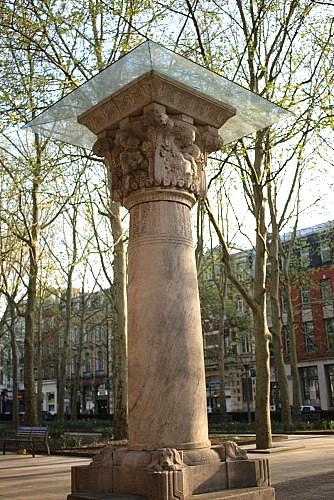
[68,74,275,499]
[68,443,274,499]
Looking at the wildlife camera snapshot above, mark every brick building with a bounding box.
[280,221,334,410]
[202,221,334,414]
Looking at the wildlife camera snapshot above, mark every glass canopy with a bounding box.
[24,41,291,149]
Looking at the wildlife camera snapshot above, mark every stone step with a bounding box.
[68,494,147,500]
[68,486,274,500]
[188,486,275,499]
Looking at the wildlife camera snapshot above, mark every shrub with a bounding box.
[101,427,113,440]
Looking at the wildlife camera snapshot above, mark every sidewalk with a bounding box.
[0,435,333,499]
[242,434,334,499]
[0,454,91,499]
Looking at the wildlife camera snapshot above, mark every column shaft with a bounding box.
[127,195,209,451]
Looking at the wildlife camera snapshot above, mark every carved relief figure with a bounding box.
[224,441,248,461]
[172,122,202,193]
[116,131,149,193]
[90,446,115,467]
[160,135,183,187]
[92,112,221,202]
[146,448,186,472]
[177,127,201,176]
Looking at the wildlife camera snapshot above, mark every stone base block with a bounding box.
[67,445,274,500]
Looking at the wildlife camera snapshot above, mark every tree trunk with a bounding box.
[218,274,227,415]
[268,227,292,425]
[109,201,128,440]
[253,249,272,449]
[204,188,273,449]
[58,281,72,421]
[70,303,85,420]
[9,301,19,428]
[283,278,302,417]
[24,256,38,425]
[59,206,78,421]
[24,151,40,426]
[280,231,302,418]
[37,306,43,421]
[253,131,272,450]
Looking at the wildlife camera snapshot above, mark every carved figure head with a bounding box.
[146,447,186,472]
[174,122,197,149]
[224,441,248,461]
[125,135,141,151]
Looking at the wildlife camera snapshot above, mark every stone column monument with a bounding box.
[24,41,286,499]
[67,75,274,499]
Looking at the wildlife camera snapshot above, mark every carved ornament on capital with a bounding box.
[93,108,223,207]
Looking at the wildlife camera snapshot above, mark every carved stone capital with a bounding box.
[78,72,236,135]
[93,108,223,206]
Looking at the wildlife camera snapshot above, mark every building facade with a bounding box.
[202,221,334,414]
[0,289,114,417]
[201,248,256,415]
[280,222,334,410]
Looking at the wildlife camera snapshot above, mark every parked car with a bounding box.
[300,405,316,412]
[41,411,54,421]
[3,410,54,422]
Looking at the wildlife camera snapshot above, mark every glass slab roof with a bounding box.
[24,40,291,149]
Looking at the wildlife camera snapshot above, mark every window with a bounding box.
[325,364,334,407]
[283,325,290,354]
[301,287,311,309]
[83,329,90,343]
[303,321,315,352]
[71,327,78,344]
[242,377,253,402]
[71,359,77,375]
[299,245,310,267]
[266,294,272,316]
[237,297,244,313]
[281,295,287,313]
[320,241,331,264]
[236,262,246,280]
[96,324,104,341]
[204,332,218,348]
[46,317,54,329]
[96,351,104,371]
[241,334,252,354]
[325,318,334,350]
[84,353,90,373]
[224,330,230,351]
[321,279,333,305]
[300,366,320,406]
[204,349,218,368]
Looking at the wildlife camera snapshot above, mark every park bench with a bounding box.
[2,426,50,457]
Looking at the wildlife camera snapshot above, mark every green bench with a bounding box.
[2,426,50,457]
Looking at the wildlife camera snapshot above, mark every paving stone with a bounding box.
[275,471,334,499]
